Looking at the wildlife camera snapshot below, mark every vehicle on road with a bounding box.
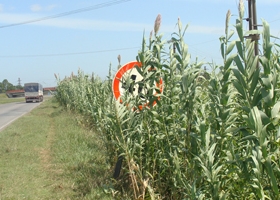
[24,83,43,103]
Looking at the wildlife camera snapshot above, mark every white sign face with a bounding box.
[119,67,146,97]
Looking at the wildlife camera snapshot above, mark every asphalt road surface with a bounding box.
[0,101,41,131]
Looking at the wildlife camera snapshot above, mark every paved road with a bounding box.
[0,102,41,131]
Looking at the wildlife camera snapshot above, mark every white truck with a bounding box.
[24,83,43,103]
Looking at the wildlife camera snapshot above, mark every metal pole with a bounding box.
[248,0,253,31]
[248,0,259,68]
[252,0,259,58]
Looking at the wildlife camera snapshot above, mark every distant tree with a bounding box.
[2,79,9,91]
[1,79,16,92]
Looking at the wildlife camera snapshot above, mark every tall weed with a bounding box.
[55,1,280,199]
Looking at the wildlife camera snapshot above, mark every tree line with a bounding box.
[0,79,23,93]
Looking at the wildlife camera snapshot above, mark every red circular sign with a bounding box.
[112,61,163,109]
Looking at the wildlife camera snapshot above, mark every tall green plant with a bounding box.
[54,2,280,198]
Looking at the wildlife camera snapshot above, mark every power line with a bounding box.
[0,38,223,58]
[188,39,218,46]
[0,38,221,58]
[0,0,131,29]
[0,46,140,58]
[268,18,280,24]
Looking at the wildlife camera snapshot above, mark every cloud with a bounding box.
[0,4,3,12]
[46,4,57,11]
[30,4,57,12]
[30,4,42,12]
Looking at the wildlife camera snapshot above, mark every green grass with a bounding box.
[0,98,113,199]
[0,93,25,104]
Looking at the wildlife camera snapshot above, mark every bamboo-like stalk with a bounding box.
[54,5,280,198]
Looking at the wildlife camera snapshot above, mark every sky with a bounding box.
[0,0,280,87]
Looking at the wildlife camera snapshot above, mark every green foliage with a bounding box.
[55,9,280,200]
[0,79,20,93]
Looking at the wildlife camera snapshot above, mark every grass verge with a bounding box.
[0,98,113,199]
[0,93,24,104]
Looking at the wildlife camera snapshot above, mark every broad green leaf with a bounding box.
[205,128,211,153]
[225,53,237,70]
[182,43,189,59]
[264,42,273,60]
[249,107,263,141]
[174,42,181,55]
[236,20,243,42]
[220,36,225,59]
[232,68,247,88]
[174,53,182,64]
[262,20,273,59]
[183,54,191,68]
[248,57,259,81]
[251,154,260,174]
[234,55,246,76]
[252,87,262,106]
[271,102,280,119]
[259,111,270,126]
[244,29,261,36]
[264,158,279,195]
[232,80,246,100]
[249,69,260,98]
[220,43,225,59]
[259,56,270,75]
[221,70,231,89]
[236,40,244,59]
[198,120,206,140]
[226,112,239,124]
[240,134,258,142]
[262,76,272,89]
[226,40,236,55]
[261,88,273,105]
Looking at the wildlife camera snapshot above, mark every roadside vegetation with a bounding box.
[55,2,280,199]
[0,98,112,199]
[0,93,24,104]
[0,79,23,93]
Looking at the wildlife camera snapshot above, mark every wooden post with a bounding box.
[248,0,259,67]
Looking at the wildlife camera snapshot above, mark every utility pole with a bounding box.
[247,0,259,62]
[18,78,21,86]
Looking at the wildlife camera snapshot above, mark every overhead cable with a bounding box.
[0,46,140,58]
[0,0,131,29]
